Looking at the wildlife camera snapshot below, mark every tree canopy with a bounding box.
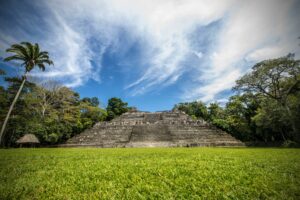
[0,78,107,146]
[106,97,129,121]
[174,54,300,144]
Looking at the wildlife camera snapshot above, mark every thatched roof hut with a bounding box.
[16,134,40,145]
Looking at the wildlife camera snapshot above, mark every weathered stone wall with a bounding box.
[64,111,243,147]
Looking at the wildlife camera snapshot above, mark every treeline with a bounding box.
[174,54,300,145]
[0,76,132,146]
[1,51,299,146]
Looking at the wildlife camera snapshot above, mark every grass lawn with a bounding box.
[0,148,299,199]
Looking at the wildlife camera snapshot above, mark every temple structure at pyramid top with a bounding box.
[63,110,244,147]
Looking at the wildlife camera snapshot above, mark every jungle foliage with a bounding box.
[174,54,300,144]
[0,42,54,145]
[0,77,108,146]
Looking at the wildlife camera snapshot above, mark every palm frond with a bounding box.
[21,42,34,58]
[37,63,46,71]
[5,42,53,72]
[25,64,34,72]
[38,51,49,57]
[3,55,26,62]
[36,59,54,65]
[34,43,40,59]
[6,44,30,58]
[39,54,50,60]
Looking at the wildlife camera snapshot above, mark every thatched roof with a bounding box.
[16,134,40,144]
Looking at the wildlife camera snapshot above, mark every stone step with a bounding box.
[126,141,175,148]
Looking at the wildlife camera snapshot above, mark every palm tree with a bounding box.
[0,42,53,145]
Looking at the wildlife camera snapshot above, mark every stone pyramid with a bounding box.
[64,111,244,147]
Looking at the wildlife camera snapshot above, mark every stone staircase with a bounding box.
[168,125,242,147]
[65,125,132,147]
[62,111,244,147]
[130,125,172,142]
[126,124,174,147]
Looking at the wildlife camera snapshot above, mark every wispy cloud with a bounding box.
[183,0,300,102]
[1,0,299,103]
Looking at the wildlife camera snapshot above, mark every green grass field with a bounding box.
[0,148,299,199]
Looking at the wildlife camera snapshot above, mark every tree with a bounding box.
[234,54,300,135]
[106,97,129,120]
[80,100,107,129]
[0,42,53,145]
[0,70,8,125]
[208,102,224,120]
[81,97,100,107]
[1,78,41,146]
[173,101,209,120]
[252,99,291,141]
[223,94,259,141]
[0,87,9,128]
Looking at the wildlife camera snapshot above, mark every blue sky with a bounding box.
[0,0,299,111]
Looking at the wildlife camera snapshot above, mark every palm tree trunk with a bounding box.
[0,75,27,146]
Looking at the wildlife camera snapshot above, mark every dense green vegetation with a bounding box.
[0,42,53,145]
[174,54,300,145]
[106,97,134,121]
[0,78,108,146]
[0,74,130,146]
[0,148,299,199]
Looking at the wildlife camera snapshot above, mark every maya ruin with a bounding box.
[64,110,243,147]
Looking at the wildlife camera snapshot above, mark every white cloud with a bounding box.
[186,0,300,102]
[33,0,237,89]
[31,12,95,87]
[1,0,299,102]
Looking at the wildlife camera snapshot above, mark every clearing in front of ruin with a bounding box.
[0,148,299,199]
